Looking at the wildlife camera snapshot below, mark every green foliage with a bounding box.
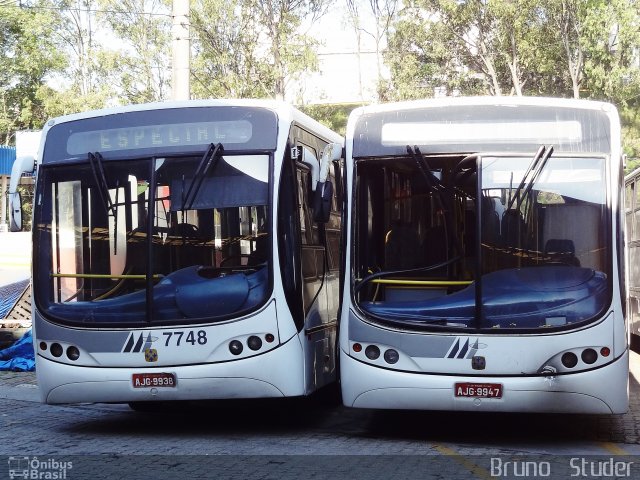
[17,184,34,231]
[2,0,639,165]
[385,0,640,166]
[36,85,110,119]
[622,106,640,174]
[96,0,171,103]
[386,0,640,100]
[190,0,326,100]
[0,1,66,143]
[299,103,364,136]
[190,0,275,98]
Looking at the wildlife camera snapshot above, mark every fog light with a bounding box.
[229,340,243,355]
[600,347,611,357]
[384,349,399,364]
[581,348,598,365]
[561,352,578,368]
[365,345,380,360]
[247,335,262,351]
[352,343,362,353]
[265,333,275,343]
[66,346,80,361]
[39,342,47,351]
[50,343,63,358]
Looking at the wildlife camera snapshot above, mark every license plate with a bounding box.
[132,372,176,388]
[454,382,502,398]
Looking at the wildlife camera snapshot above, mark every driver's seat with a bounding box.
[168,222,209,268]
[544,239,580,266]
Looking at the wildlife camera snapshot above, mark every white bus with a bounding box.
[340,97,628,414]
[625,167,640,352]
[9,99,344,407]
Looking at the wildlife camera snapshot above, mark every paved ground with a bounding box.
[0,232,30,287]
[1,354,640,479]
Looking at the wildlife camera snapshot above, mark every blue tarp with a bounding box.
[0,329,35,371]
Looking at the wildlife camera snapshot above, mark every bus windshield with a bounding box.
[34,152,271,326]
[354,150,610,331]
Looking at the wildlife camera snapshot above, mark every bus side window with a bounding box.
[296,159,324,313]
[326,161,342,272]
[278,153,304,328]
[626,182,634,241]
[296,167,311,245]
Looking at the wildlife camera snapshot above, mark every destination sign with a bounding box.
[67,120,253,155]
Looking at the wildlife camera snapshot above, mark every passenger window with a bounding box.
[296,168,310,245]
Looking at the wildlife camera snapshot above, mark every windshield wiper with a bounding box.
[88,152,119,254]
[88,152,116,216]
[407,145,445,193]
[407,145,464,259]
[506,145,553,212]
[517,145,553,212]
[182,142,224,211]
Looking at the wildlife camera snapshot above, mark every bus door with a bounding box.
[296,145,333,390]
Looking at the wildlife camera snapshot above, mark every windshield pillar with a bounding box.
[145,157,158,323]
[474,155,483,329]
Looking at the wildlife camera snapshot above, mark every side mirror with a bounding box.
[8,155,35,232]
[312,142,341,223]
[313,181,333,223]
[9,191,22,232]
[299,146,320,189]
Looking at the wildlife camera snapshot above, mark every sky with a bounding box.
[44,1,389,105]
[286,3,390,105]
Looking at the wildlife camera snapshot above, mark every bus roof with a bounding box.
[44,99,342,145]
[346,96,619,157]
[348,96,618,119]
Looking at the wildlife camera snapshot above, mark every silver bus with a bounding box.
[10,99,343,407]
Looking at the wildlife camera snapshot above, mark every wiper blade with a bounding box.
[88,152,119,254]
[407,145,464,258]
[407,145,445,193]
[88,152,116,216]
[183,142,224,211]
[517,146,553,211]
[506,145,553,212]
[354,256,462,295]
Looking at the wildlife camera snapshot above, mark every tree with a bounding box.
[190,0,330,100]
[0,1,65,144]
[579,0,640,103]
[53,0,104,96]
[97,0,171,103]
[542,0,585,98]
[190,0,275,98]
[345,0,365,101]
[346,0,398,100]
[253,0,329,100]
[299,102,363,135]
[383,2,487,100]
[385,0,640,99]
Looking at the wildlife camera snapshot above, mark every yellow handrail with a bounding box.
[371,279,472,286]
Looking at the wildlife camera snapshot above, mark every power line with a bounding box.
[0,2,174,18]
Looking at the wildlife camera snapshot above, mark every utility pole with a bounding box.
[172,0,190,101]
